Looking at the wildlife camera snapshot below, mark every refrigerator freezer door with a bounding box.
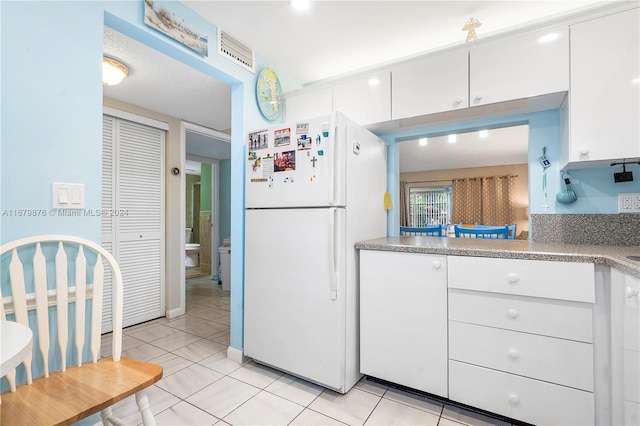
[244,207,347,391]
[245,113,347,208]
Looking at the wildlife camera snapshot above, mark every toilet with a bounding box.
[185,228,200,267]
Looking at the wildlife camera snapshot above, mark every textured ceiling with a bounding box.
[102,1,613,162]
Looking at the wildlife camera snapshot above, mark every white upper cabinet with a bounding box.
[391,50,468,119]
[284,86,332,123]
[469,25,569,107]
[569,7,640,163]
[333,71,391,125]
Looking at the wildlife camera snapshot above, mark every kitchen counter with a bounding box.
[356,236,640,279]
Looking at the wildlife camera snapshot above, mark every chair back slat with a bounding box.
[33,242,51,378]
[74,245,87,367]
[8,248,33,384]
[55,241,69,371]
[90,253,104,362]
[400,225,444,237]
[2,235,126,383]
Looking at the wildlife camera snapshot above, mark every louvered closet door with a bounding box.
[102,115,115,332]
[102,115,165,331]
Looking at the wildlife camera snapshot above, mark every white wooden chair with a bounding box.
[0,235,163,425]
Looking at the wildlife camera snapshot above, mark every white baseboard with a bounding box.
[166,306,185,319]
[227,346,249,364]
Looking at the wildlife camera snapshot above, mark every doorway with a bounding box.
[184,123,232,290]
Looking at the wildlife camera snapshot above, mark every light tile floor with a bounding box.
[98,275,521,426]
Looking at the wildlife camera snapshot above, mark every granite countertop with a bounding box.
[356,236,640,279]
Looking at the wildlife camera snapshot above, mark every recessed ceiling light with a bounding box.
[479,129,488,138]
[448,134,457,144]
[291,0,310,11]
[419,138,428,146]
[539,33,559,44]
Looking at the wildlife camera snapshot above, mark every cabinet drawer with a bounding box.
[450,360,594,426]
[448,256,594,303]
[449,289,593,342]
[449,321,593,391]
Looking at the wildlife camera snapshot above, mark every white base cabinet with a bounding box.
[611,269,640,425]
[447,256,596,425]
[359,250,448,397]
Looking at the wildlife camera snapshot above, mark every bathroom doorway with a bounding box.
[184,122,231,288]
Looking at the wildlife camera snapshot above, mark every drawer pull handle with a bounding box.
[508,394,520,405]
[432,261,442,270]
[507,309,519,319]
[508,349,520,359]
[507,273,519,284]
[625,286,640,302]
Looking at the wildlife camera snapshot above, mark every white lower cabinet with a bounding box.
[611,268,640,425]
[447,256,596,425]
[359,250,448,397]
[449,360,595,426]
[357,251,631,425]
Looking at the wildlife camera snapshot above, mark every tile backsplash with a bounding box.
[532,214,640,246]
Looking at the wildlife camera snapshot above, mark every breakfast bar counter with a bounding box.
[355,236,640,279]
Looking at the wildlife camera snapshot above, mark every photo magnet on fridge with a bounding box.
[249,129,269,150]
[274,128,291,147]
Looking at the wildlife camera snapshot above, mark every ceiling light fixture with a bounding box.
[479,129,488,138]
[448,134,457,144]
[419,138,428,146]
[102,56,130,86]
[291,0,310,11]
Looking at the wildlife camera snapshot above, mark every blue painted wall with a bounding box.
[1,0,294,371]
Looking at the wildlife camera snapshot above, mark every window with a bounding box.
[408,186,452,226]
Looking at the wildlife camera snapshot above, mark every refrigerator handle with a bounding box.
[329,208,338,300]
[330,124,342,206]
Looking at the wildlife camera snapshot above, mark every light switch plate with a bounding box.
[52,183,85,209]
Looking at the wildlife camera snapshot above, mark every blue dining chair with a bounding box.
[400,224,444,237]
[455,224,509,239]
[475,223,517,239]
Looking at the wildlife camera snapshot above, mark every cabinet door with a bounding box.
[391,49,468,120]
[570,8,640,162]
[470,25,569,107]
[611,269,640,425]
[284,86,332,123]
[360,250,448,397]
[333,71,391,125]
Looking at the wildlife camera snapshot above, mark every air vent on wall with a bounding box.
[218,29,255,73]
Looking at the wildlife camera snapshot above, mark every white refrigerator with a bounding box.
[244,111,387,393]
